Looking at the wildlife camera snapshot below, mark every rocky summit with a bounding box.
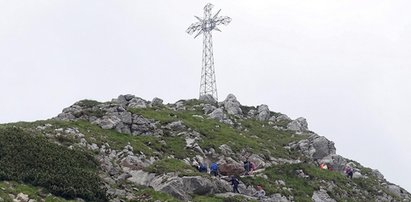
[0,94,410,202]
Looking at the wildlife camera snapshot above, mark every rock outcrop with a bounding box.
[287,117,308,132]
[8,93,407,202]
[223,94,242,116]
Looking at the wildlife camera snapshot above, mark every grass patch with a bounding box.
[133,185,180,202]
[129,108,306,159]
[0,127,107,201]
[143,158,196,176]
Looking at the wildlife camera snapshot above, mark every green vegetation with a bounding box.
[144,158,196,175]
[129,107,305,159]
[0,181,75,202]
[133,186,180,202]
[74,99,106,118]
[8,119,191,159]
[0,99,398,201]
[0,127,107,201]
[241,163,394,202]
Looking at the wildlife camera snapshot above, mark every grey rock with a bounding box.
[263,194,291,202]
[353,172,367,179]
[276,114,291,122]
[312,189,336,202]
[15,193,29,202]
[199,94,217,104]
[387,184,403,198]
[372,169,385,180]
[219,144,234,156]
[89,143,99,151]
[257,104,271,121]
[119,112,133,124]
[56,112,76,120]
[128,97,147,109]
[312,136,336,160]
[289,135,336,160]
[223,94,242,116]
[165,121,185,131]
[269,116,277,122]
[116,95,128,105]
[152,97,163,106]
[296,169,309,178]
[124,94,135,101]
[248,154,266,169]
[287,117,308,132]
[247,109,257,117]
[175,101,185,110]
[203,104,217,115]
[97,115,122,130]
[131,115,156,135]
[208,108,225,121]
[115,122,131,134]
[127,170,156,186]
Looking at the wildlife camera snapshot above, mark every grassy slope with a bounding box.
[0,100,400,201]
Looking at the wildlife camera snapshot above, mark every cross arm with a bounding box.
[186,22,202,35]
[214,16,231,26]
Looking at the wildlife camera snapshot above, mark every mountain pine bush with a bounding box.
[0,127,107,201]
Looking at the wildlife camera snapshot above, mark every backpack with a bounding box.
[244,161,250,171]
[199,164,207,172]
[210,163,218,171]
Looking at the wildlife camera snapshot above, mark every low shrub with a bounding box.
[0,127,107,201]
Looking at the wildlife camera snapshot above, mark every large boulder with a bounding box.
[208,108,225,121]
[203,104,217,114]
[289,135,336,160]
[276,114,291,122]
[257,105,271,121]
[223,94,242,116]
[312,136,336,160]
[219,163,245,176]
[127,170,157,186]
[95,115,122,130]
[131,115,157,135]
[372,169,385,180]
[287,117,308,132]
[128,97,147,109]
[199,94,217,104]
[312,189,336,202]
[218,144,234,156]
[150,175,227,201]
[151,97,163,107]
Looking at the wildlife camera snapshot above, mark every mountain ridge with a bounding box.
[0,93,409,202]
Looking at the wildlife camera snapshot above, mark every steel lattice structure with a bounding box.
[186,3,231,101]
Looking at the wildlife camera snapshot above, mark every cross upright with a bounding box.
[186,3,231,101]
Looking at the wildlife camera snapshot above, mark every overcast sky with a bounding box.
[0,0,410,192]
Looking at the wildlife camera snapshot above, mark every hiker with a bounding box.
[229,176,240,193]
[198,163,207,173]
[320,163,328,170]
[345,166,353,179]
[249,161,256,174]
[243,159,250,175]
[210,162,219,177]
[253,185,266,200]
